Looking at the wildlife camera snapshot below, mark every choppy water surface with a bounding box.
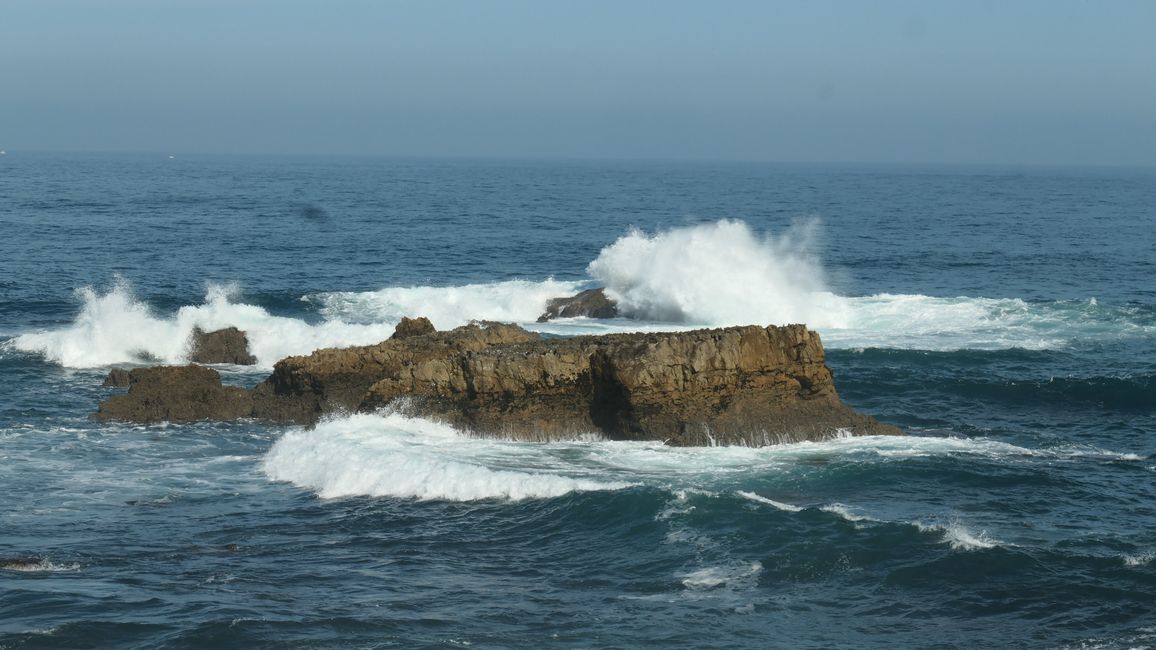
[1,154,1154,648]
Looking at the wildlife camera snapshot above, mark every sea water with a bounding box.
[1,153,1154,648]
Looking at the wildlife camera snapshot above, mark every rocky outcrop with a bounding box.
[391,316,436,339]
[94,319,900,446]
[102,368,132,388]
[189,327,257,365]
[538,288,618,322]
[94,365,252,423]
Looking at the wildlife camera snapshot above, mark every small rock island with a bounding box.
[95,317,900,446]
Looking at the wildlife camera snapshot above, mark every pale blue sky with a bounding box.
[2,0,1154,164]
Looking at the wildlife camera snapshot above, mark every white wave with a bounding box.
[261,412,633,502]
[914,521,999,551]
[258,412,1122,508]
[12,222,1150,371]
[758,434,1142,464]
[306,278,586,330]
[680,561,764,591]
[819,502,876,523]
[11,280,396,369]
[588,219,847,328]
[1123,553,1153,567]
[735,490,803,512]
[300,220,1150,352]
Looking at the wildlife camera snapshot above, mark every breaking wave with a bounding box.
[261,413,633,502]
[588,219,845,327]
[9,280,397,369]
[8,221,1153,370]
[260,413,1143,503]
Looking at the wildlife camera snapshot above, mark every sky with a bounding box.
[2,0,1155,165]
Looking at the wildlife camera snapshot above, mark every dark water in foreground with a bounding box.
[1,153,1155,648]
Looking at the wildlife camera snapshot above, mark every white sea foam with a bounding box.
[820,503,876,523]
[11,221,1152,370]
[735,490,803,512]
[11,280,396,369]
[588,219,847,327]
[1123,553,1153,567]
[680,561,764,591]
[261,413,633,502]
[261,415,1146,503]
[914,521,999,551]
[307,220,1150,352]
[307,278,586,331]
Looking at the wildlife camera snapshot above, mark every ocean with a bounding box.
[1,152,1154,649]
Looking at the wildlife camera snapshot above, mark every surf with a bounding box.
[8,221,1154,370]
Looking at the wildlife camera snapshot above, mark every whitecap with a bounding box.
[1123,553,1153,567]
[261,413,633,502]
[735,490,803,512]
[914,521,1000,551]
[11,279,396,369]
[819,502,876,523]
[680,561,764,590]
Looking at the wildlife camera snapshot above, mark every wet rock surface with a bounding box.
[102,368,132,388]
[94,319,900,445]
[94,364,253,424]
[537,288,618,322]
[189,327,257,365]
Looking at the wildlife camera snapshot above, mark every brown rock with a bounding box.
[189,327,257,365]
[537,288,618,322]
[95,318,902,446]
[390,316,436,339]
[93,364,252,424]
[102,368,132,388]
[358,324,900,445]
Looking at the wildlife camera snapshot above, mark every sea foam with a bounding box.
[587,219,848,327]
[10,221,1154,371]
[261,413,633,502]
[10,280,397,369]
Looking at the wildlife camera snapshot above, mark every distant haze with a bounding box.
[2,0,1155,165]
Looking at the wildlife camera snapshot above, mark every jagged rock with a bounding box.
[93,365,252,424]
[102,368,132,387]
[189,327,257,365]
[391,316,436,339]
[356,323,899,445]
[537,288,618,322]
[94,319,900,446]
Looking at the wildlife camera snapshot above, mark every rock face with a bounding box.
[537,288,618,322]
[102,368,132,388]
[94,320,901,446]
[391,316,436,339]
[189,327,257,365]
[94,365,252,424]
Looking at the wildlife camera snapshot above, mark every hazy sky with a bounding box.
[3,0,1155,165]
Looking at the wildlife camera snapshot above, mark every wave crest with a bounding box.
[261,413,633,502]
[588,219,848,327]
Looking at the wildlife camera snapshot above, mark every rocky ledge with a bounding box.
[95,320,900,446]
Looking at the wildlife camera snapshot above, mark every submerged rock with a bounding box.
[537,288,618,322]
[94,319,900,446]
[189,327,257,365]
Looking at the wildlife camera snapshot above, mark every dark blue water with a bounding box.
[1,152,1154,649]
